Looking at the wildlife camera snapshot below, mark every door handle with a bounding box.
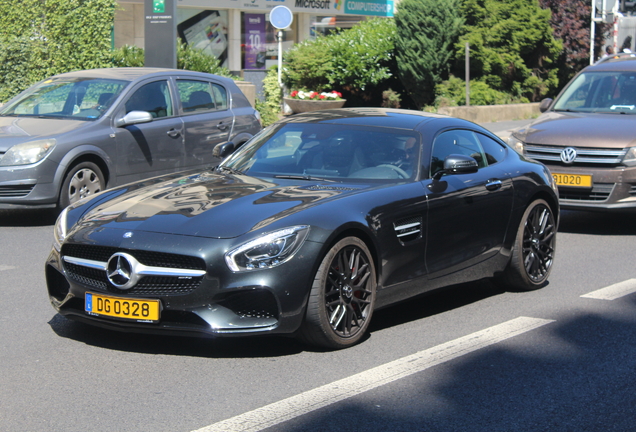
[216,122,228,131]
[485,179,503,191]
[167,128,180,138]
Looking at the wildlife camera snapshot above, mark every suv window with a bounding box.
[553,71,636,113]
[125,81,173,118]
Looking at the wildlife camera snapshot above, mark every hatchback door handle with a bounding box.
[167,128,180,138]
[216,122,228,131]
[485,179,503,191]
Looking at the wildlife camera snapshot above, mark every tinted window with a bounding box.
[177,80,216,113]
[431,130,487,176]
[476,133,507,164]
[211,84,227,110]
[125,80,172,118]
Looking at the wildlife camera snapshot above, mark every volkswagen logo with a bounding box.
[106,253,140,290]
[560,147,577,164]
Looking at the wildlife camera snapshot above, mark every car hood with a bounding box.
[0,116,89,150]
[516,111,636,148]
[75,171,368,239]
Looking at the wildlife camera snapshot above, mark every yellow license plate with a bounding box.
[85,292,160,322]
[552,173,592,188]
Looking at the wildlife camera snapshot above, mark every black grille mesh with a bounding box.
[218,289,279,319]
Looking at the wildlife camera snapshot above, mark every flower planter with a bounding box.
[284,97,346,114]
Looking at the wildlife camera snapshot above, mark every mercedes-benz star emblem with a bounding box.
[560,147,577,164]
[106,253,139,290]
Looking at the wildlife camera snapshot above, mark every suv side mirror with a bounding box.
[539,98,553,113]
[213,141,235,159]
[115,111,153,127]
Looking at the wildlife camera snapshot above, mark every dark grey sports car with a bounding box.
[46,108,559,349]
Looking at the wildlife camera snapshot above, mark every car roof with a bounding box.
[49,67,234,83]
[589,55,636,71]
[280,108,478,130]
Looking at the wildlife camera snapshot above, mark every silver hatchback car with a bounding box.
[0,68,261,209]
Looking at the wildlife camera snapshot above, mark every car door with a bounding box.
[423,129,514,278]
[176,79,233,170]
[113,79,185,184]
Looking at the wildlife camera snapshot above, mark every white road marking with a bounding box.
[0,265,16,271]
[581,278,636,301]
[192,316,554,432]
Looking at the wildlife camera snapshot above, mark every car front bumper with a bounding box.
[0,159,60,208]
[45,228,323,337]
[545,164,636,211]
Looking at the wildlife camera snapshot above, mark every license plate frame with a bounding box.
[85,292,160,323]
[552,172,593,188]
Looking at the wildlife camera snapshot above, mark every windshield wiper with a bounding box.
[274,174,335,182]
[216,165,243,175]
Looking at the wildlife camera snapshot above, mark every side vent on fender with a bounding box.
[393,216,422,244]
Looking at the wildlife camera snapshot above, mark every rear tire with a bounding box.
[498,199,556,291]
[299,237,376,349]
[58,162,105,209]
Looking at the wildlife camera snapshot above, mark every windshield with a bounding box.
[553,71,636,114]
[0,77,128,120]
[222,123,421,182]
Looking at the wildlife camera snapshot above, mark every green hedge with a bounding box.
[0,0,116,102]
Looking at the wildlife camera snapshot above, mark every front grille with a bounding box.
[525,144,627,167]
[559,183,614,201]
[61,244,206,295]
[217,289,279,319]
[630,185,636,197]
[62,244,206,270]
[0,184,35,198]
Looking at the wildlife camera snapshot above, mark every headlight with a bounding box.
[0,139,56,166]
[623,147,636,166]
[52,207,69,252]
[507,135,525,154]
[225,226,310,272]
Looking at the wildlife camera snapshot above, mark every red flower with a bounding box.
[290,90,298,97]
[319,95,325,99]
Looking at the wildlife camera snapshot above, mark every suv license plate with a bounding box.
[552,173,592,188]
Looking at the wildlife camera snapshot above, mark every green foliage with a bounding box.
[176,40,235,77]
[257,67,283,127]
[111,41,235,78]
[282,18,396,97]
[455,0,562,102]
[394,0,464,109]
[0,0,116,102]
[112,45,144,67]
[434,75,529,108]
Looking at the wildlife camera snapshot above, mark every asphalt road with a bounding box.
[1,205,635,432]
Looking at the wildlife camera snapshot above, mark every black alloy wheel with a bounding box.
[499,199,556,291]
[300,237,376,349]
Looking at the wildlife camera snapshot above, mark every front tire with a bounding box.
[299,237,376,349]
[499,199,556,291]
[58,162,105,209]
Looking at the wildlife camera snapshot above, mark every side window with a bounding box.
[476,133,507,165]
[430,130,487,177]
[211,84,228,110]
[177,80,216,113]
[125,80,172,118]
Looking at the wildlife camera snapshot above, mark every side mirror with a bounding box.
[213,141,235,159]
[433,154,478,180]
[539,98,553,113]
[115,111,153,127]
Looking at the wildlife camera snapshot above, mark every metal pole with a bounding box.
[465,42,470,106]
[590,0,596,64]
[278,30,283,87]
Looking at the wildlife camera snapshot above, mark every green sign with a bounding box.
[153,0,165,13]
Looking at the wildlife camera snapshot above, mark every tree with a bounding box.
[454,0,562,102]
[540,0,610,89]
[394,0,464,109]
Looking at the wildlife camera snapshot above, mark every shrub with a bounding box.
[434,76,529,108]
[257,67,283,127]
